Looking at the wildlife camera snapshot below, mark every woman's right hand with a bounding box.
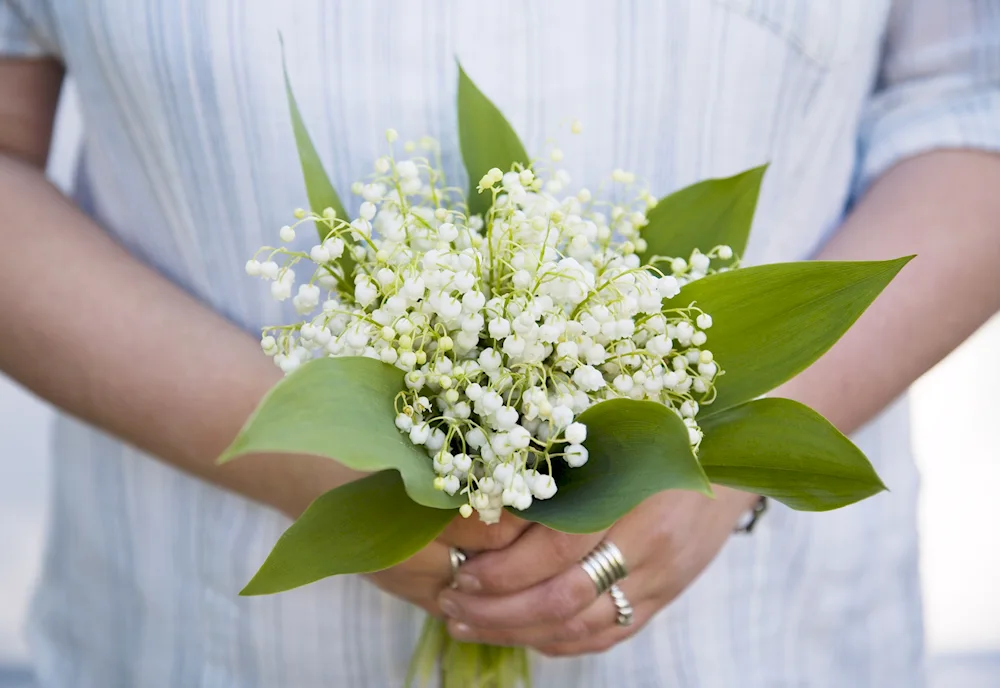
[366,512,530,615]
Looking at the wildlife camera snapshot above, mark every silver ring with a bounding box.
[579,541,628,596]
[448,547,467,588]
[609,584,634,627]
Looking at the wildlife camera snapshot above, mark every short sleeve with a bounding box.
[855,0,1000,195]
[0,0,59,58]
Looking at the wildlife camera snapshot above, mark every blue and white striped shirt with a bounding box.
[3,1,999,686]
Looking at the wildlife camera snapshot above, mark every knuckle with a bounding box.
[548,531,581,562]
[544,580,588,621]
[459,603,493,628]
[499,519,528,547]
[476,567,517,594]
[559,616,593,643]
[481,522,517,550]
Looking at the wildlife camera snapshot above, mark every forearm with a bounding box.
[776,150,1000,433]
[0,153,359,516]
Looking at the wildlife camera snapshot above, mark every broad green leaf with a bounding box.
[640,165,767,263]
[457,62,530,218]
[521,399,711,533]
[241,470,453,595]
[679,257,912,413]
[219,356,462,510]
[699,398,887,510]
[281,38,351,272]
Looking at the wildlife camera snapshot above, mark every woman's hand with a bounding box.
[435,487,758,656]
[365,540,455,616]
[366,510,532,616]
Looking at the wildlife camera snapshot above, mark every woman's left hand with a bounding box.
[436,486,759,656]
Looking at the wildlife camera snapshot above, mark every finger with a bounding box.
[366,540,455,617]
[535,601,653,658]
[445,579,637,648]
[366,570,444,617]
[438,510,530,553]
[454,525,605,594]
[437,557,599,629]
[399,539,454,579]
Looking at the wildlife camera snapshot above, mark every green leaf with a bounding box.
[281,37,352,286]
[699,398,887,510]
[241,470,453,595]
[521,399,711,533]
[219,356,462,510]
[457,62,530,218]
[640,165,767,263]
[680,257,913,413]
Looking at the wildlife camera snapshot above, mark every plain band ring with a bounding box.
[448,547,467,588]
[609,584,634,627]
[579,541,628,596]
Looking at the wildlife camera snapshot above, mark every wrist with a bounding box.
[716,485,761,513]
[713,485,764,531]
[216,449,360,519]
[278,454,368,519]
[732,495,768,534]
[214,361,368,519]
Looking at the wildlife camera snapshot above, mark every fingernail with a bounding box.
[456,573,481,592]
[450,622,473,639]
[439,597,461,619]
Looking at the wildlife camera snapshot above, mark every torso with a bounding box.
[18,1,924,685]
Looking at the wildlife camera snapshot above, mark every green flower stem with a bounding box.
[406,616,530,688]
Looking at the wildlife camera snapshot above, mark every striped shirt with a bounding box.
[3,1,999,686]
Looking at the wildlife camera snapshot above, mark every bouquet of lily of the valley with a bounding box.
[219,56,908,688]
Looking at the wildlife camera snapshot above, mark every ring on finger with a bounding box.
[448,546,467,588]
[579,540,628,596]
[609,584,634,627]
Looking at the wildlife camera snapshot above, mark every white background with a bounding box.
[1,85,998,673]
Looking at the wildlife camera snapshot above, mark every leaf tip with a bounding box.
[215,444,239,466]
[873,254,917,285]
[239,567,300,596]
[214,426,255,465]
[238,579,266,596]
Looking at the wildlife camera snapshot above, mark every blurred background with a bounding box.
[1,84,998,687]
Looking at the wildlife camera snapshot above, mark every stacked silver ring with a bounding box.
[609,584,634,627]
[579,541,628,596]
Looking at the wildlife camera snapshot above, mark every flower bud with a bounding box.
[565,444,589,467]
[488,318,511,339]
[512,492,533,511]
[442,475,460,495]
[564,422,587,444]
[409,423,430,445]
[260,261,280,280]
